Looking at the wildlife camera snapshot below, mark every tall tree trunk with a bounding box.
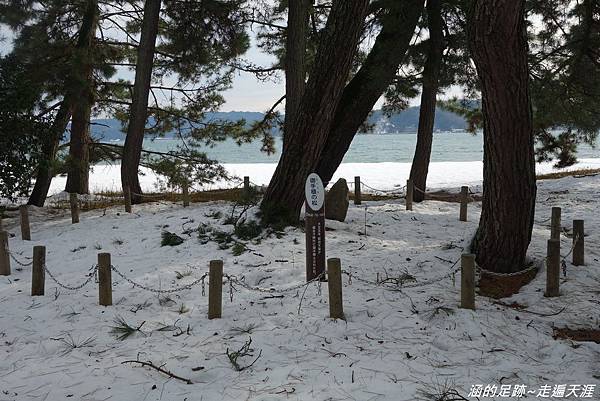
[65,98,92,194]
[29,0,98,203]
[409,0,444,202]
[261,0,370,225]
[283,0,310,151]
[469,0,536,273]
[121,0,162,204]
[28,101,72,206]
[315,0,425,185]
[65,0,99,195]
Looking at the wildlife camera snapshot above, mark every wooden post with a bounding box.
[208,260,223,319]
[70,193,80,224]
[550,207,561,240]
[124,186,132,213]
[0,231,10,276]
[182,182,190,208]
[460,254,475,309]
[406,179,413,211]
[354,176,362,205]
[243,176,250,196]
[327,258,344,319]
[459,186,468,222]
[98,253,112,306]
[20,205,31,240]
[31,246,45,296]
[545,239,560,297]
[573,219,584,266]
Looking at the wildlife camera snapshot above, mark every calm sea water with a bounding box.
[105,132,600,164]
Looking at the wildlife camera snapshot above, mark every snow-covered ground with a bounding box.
[47,158,600,195]
[1,175,599,400]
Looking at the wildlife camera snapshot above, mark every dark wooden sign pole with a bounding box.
[305,173,326,281]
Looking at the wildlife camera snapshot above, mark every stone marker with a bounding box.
[325,178,349,222]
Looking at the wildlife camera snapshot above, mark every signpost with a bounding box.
[305,173,326,281]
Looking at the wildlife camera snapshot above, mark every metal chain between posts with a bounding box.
[44,264,98,291]
[413,184,480,202]
[110,265,208,294]
[8,251,33,267]
[342,262,461,290]
[192,181,245,195]
[223,272,325,295]
[360,182,406,195]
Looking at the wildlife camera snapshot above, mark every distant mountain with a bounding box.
[88,107,467,141]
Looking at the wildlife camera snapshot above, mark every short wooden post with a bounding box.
[182,182,190,208]
[406,179,413,211]
[0,231,10,276]
[545,239,560,297]
[208,260,223,319]
[327,258,344,319]
[459,186,468,222]
[20,205,31,240]
[70,193,80,224]
[98,253,112,306]
[354,176,362,205]
[550,207,561,240]
[243,176,251,197]
[124,186,132,213]
[573,219,584,266]
[31,246,45,296]
[460,254,475,309]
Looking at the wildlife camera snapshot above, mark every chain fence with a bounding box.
[360,182,407,195]
[413,184,479,202]
[44,264,98,291]
[8,251,33,267]
[224,272,325,296]
[110,264,208,295]
[342,258,462,290]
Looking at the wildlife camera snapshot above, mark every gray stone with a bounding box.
[325,178,349,222]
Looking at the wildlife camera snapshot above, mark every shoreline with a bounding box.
[46,158,600,196]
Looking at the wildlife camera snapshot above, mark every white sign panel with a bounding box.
[305,173,325,211]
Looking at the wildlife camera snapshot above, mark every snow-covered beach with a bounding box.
[1,174,598,400]
[47,158,600,195]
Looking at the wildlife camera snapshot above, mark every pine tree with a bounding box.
[408,0,445,202]
[469,0,537,273]
[314,0,425,186]
[260,0,370,225]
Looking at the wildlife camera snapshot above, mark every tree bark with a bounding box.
[409,0,444,202]
[469,0,537,273]
[65,96,92,194]
[65,0,99,195]
[283,0,310,151]
[315,0,425,185]
[121,0,162,204]
[261,0,370,224]
[28,101,72,206]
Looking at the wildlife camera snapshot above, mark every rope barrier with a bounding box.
[475,259,542,280]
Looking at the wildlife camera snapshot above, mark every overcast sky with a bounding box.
[0,24,445,113]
